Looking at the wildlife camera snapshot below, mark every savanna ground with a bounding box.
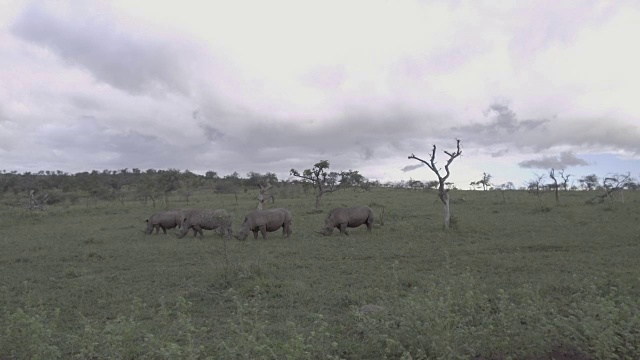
[1,187,639,359]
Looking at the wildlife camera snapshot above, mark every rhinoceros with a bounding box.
[319,206,374,235]
[143,210,184,234]
[178,209,232,239]
[234,208,292,241]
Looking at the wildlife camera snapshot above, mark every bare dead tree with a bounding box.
[549,168,559,204]
[527,173,546,196]
[408,139,462,229]
[256,180,274,210]
[559,169,571,191]
[17,189,47,211]
[527,173,548,211]
[586,172,633,206]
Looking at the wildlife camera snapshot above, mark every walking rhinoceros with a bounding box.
[319,206,374,235]
[234,208,292,241]
[143,210,184,234]
[178,209,232,239]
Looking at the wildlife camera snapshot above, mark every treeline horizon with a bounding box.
[0,167,378,208]
[0,167,637,203]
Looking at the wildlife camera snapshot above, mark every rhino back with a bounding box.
[150,211,182,227]
[243,209,290,231]
[243,210,273,230]
[270,208,291,220]
[328,206,372,227]
[263,209,287,231]
[202,209,231,230]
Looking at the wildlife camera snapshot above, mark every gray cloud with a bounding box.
[70,95,105,111]
[11,3,191,95]
[199,124,225,142]
[451,102,640,156]
[518,151,589,169]
[0,106,7,123]
[461,102,549,135]
[359,144,374,161]
[401,163,424,172]
[491,149,509,157]
[34,116,195,171]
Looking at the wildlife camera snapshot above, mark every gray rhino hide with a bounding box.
[322,206,374,235]
[178,209,231,239]
[236,208,293,240]
[144,210,184,234]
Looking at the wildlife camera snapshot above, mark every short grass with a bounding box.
[1,188,639,359]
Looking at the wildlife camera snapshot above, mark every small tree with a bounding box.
[180,170,201,205]
[425,180,439,190]
[290,160,343,209]
[549,168,560,204]
[158,169,180,206]
[256,180,274,210]
[587,172,634,206]
[475,172,492,191]
[578,174,599,191]
[19,189,47,211]
[408,139,462,230]
[340,170,366,192]
[527,173,546,196]
[408,179,424,190]
[559,169,571,191]
[527,173,549,211]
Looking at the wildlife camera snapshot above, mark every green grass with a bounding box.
[1,188,639,359]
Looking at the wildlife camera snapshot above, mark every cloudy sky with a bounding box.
[1,0,639,188]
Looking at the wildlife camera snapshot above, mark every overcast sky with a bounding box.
[1,0,639,188]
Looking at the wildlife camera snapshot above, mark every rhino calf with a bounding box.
[144,210,184,234]
[320,206,374,236]
[234,208,292,241]
[178,209,232,239]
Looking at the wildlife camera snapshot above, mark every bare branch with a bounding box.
[408,139,462,230]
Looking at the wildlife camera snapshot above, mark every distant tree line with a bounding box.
[0,167,636,209]
[0,167,377,207]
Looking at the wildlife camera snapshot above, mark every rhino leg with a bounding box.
[252,229,259,239]
[339,223,349,235]
[259,225,268,240]
[161,226,167,234]
[154,225,160,234]
[283,223,292,238]
[366,218,373,231]
[193,225,204,238]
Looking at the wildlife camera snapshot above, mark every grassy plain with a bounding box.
[1,187,639,359]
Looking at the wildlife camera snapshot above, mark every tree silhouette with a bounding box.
[408,139,462,229]
[290,160,343,209]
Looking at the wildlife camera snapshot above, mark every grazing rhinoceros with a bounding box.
[234,208,292,241]
[178,209,232,239]
[319,206,374,235]
[143,210,184,234]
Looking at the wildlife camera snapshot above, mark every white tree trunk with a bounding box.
[442,190,451,229]
[257,194,264,210]
[257,182,272,210]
